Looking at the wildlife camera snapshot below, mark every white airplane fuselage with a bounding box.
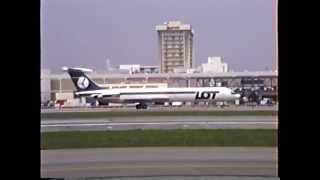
[62,67,241,108]
[76,87,240,104]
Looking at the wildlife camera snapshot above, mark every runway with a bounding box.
[41,147,278,178]
[41,115,277,132]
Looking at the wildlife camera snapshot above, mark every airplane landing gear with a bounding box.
[136,103,148,109]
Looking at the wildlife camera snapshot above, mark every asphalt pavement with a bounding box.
[41,115,277,132]
[41,147,278,178]
[41,105,278,113]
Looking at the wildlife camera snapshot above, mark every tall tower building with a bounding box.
[156,21,194,73]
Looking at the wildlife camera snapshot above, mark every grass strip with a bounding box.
[41,111,277,119]
[41,129,277,149]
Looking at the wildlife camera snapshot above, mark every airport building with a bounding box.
[201,57,228,73]
[156,21,194,73]
[140,66,159,74]
[41,69,278,107]
[119,64,140,74]
[119,64,160,74]
[41,69,51,103]
[99,83,167,89]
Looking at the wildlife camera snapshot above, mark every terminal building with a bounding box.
[119,64,160,74]
[41,69,278,107]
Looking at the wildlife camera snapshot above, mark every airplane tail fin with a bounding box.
[62,67,103,92]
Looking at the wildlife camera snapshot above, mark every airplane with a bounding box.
[62,67,241,109]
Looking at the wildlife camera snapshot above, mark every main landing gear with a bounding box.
[136,103,148,109]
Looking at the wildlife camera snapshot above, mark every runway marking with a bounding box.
[42,120,112,124]
[41,121,277,127]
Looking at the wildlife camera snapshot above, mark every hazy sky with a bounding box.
[41,0,276,72]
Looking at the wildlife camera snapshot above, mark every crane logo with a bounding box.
[77,76,89,89]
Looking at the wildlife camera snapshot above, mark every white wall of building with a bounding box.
[41,69,51,103]
[100,83,168,89]
[201,57,228,73]
[173,68,199,74]
[55,92,88,107]
[119,64,141,74]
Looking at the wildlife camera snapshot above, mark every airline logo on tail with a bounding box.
[77,76,89,89]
